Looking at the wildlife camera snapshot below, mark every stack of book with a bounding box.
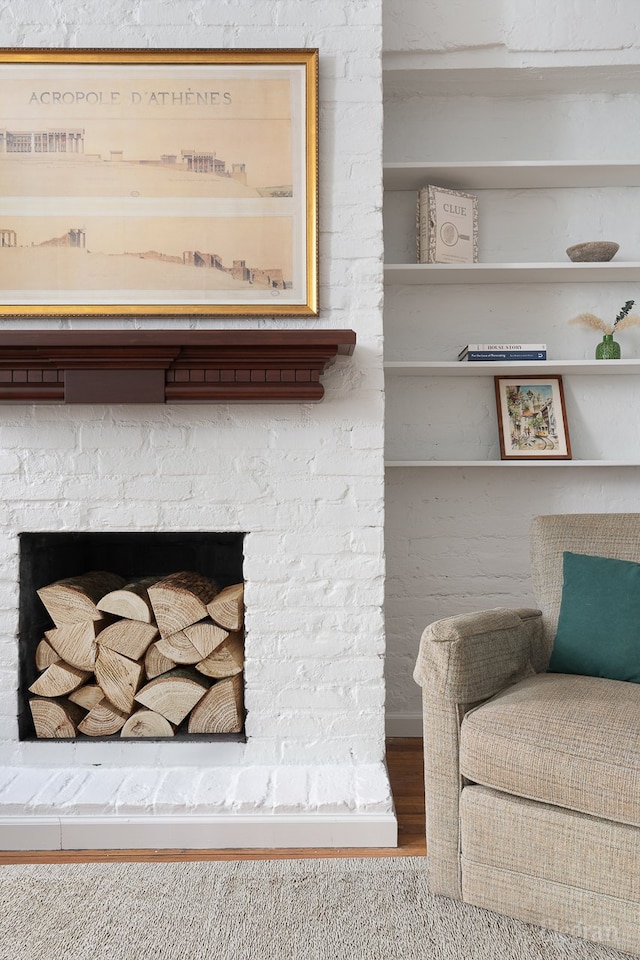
[458,343,547,361]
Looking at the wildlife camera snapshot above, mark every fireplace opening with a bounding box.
[18,531,246,742]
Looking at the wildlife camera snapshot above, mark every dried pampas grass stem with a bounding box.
[569,300,640,336]
[613,314,640,331]
[570,312,612,333]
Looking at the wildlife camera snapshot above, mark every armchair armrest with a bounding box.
[413,607,543,900]
[414,607,544,704]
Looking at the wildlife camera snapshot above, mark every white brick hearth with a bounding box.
[0,763,394,850]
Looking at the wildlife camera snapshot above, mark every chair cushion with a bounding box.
[460,672,640,827]
[549,550,640,682]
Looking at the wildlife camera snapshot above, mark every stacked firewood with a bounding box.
[28,571,244,739]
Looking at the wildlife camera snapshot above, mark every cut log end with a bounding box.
[34,638,60,671]
[68,683,105,711]
[184,620,229,659]
[135,669,209,725]
[97,619,158,661]
[45,621,98,671]
[28,662,91,698]
[195,632,244,679]
[144,643,176,680]
[94,646,143,715]
[29,697,85,739]
[148,571,219,638]
[188,674,244,734]
[154,630,202,666]
[206,583,244,631]
[77,699,128,737]
[96,577,160,623]
[121,709,175,738]
[37,571,125,627]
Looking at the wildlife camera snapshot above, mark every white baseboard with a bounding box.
[385,714,423,738]
[0,813,398,851]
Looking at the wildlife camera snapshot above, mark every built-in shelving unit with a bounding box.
[383,62,640,466]
[383,52,640,736]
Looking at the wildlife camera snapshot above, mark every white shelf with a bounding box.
[382,61,640,97]
[385,360,640,376]
[383,161,640,192]
[385,460,640,468]
[384,262,640,284]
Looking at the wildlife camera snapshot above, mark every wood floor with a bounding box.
[0,738,425,864]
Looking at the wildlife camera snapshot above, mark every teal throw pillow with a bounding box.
[548,551,640,683]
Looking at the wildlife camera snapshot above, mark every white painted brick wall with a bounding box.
[0,0,390,825]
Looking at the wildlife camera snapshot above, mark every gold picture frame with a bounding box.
[495,376,572,460]
[0,47,318,317]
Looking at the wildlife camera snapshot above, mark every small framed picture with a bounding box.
[494,377,572,460]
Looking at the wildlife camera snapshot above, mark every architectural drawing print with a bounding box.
[0,49,318,316]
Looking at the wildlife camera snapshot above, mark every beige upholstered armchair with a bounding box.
[414,514,640,955]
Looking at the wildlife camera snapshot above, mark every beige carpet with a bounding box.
[0,856,634,960]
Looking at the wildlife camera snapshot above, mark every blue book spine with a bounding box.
[464,351,547,361]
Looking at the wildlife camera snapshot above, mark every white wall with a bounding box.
[384,0,504,55]
[384,0,640,59]
[383,0,640,734]
[505,1,640,55]
[0,1,392,845]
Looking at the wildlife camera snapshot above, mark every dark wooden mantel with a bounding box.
[0,329,356,403]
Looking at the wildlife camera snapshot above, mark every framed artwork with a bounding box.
[0,48,318,317]
[495,376,572,460]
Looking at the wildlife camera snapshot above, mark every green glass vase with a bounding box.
[595,333,621,360]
